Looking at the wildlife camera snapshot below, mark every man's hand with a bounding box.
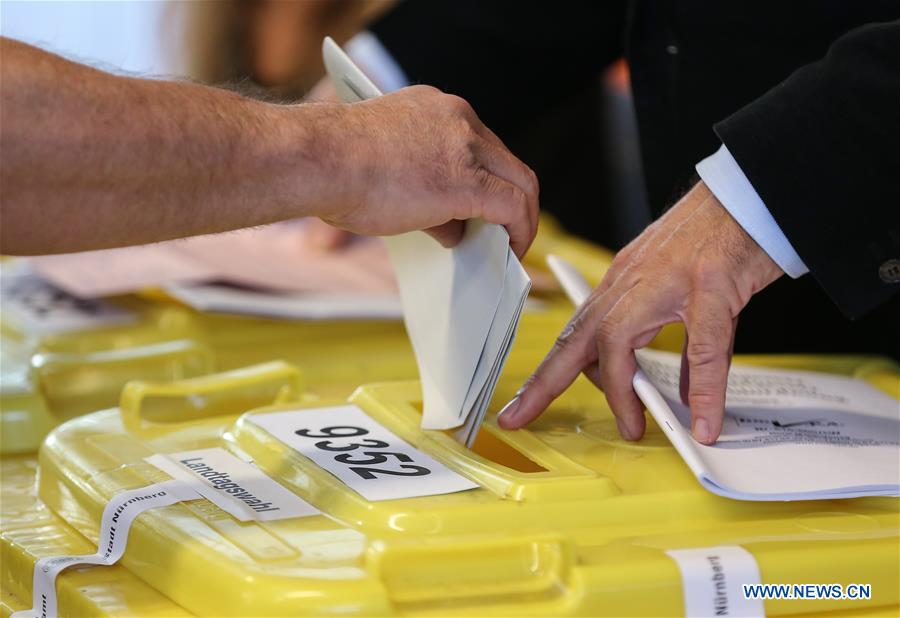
[498,182,783,443]
[316,85,540,257]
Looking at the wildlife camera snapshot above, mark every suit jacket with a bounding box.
[371,1,900,357]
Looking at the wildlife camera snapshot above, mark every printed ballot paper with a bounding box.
[635,349,900,501]
[323,37,531,446]
[548,254,900,502]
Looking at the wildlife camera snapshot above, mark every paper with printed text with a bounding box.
[634,348,900,500]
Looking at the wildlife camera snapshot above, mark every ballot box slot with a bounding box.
[346,383,618,503]
[464,418,547,473]
[403,399,546,473]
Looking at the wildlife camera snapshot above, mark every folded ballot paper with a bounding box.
[324,37,531,445]
[634,349,900,501]
[548,254,900,502]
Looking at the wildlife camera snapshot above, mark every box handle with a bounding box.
[121,361,303,436]
[32,339,214,375]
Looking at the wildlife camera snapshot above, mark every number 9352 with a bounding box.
[294,426,431,480]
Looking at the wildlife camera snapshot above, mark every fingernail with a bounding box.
[497,397,521,426]
[693,418,711,444]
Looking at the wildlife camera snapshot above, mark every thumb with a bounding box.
[425,220,466,248]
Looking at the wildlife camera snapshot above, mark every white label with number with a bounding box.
[249,405,479,501]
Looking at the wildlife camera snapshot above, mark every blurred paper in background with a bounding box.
[29,221,397,299]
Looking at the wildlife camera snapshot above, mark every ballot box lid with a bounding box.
[24,354,900,617]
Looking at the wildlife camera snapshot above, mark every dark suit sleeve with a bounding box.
[715,20,900,319]
[369,0,626,142]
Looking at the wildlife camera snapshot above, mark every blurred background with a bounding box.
[1,0,650,252]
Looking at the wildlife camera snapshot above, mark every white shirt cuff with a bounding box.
[345,31,410,94]
[696,144,809,278]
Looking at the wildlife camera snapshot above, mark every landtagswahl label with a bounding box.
[146,447,320,522]
[250,405,479,501]
[666,545,765,617]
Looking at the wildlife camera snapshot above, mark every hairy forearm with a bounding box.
[0,38,343,255]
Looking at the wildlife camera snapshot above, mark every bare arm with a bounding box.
[0,38,538,256]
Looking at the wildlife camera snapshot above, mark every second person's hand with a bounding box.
[312,85,540,257]
[498,181,784,444]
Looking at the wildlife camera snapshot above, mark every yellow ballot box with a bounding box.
[0,220,620,456]
[3,355,895,618]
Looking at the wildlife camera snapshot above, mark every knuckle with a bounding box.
[691,258,726,289]
[472,165,494,190]
[507,185,528,210]
[526,166,540,195]
[595,316,620,347]
[610,247,639,273]
[413,84,441,97]
[443,93,472,115]
[688,388,722,410]
[554,320,579,350]
[455,144,480,176]
[553,312,592,359]
[685,341,723,369]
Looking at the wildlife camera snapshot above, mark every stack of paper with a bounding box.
[164,283,401,321]
[633,349,900,501]
[323,37,532,445]
[29,221,397,298]
[24,222,401,321]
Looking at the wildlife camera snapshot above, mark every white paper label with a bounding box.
[1,266,136,334]
[666,546,765,617]
[250,405,479,501]
[11,480,199,618]
[146,447,319,521]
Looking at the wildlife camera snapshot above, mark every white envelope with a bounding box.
[323,37,531,444]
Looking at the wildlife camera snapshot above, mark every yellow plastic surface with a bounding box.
[1,220,619,455]
[0,457,193,617]
[21,356,899,617]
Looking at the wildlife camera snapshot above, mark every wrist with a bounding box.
[240,100,358,222]
[698,181,784,295]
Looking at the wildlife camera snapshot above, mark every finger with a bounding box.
[681,319,737,406]
[582,362,637,441]
[474,141,539,250]
[424,220,465,248]
[679,333,690,406]
[498,307,598,429]
[596,285,677,440]
[471,169,534,259]
[683,292,736,444]
[583,362,603,390]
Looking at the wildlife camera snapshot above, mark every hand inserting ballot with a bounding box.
[315,85,540,258]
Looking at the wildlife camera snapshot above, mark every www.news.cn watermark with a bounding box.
[743,583,872,600]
